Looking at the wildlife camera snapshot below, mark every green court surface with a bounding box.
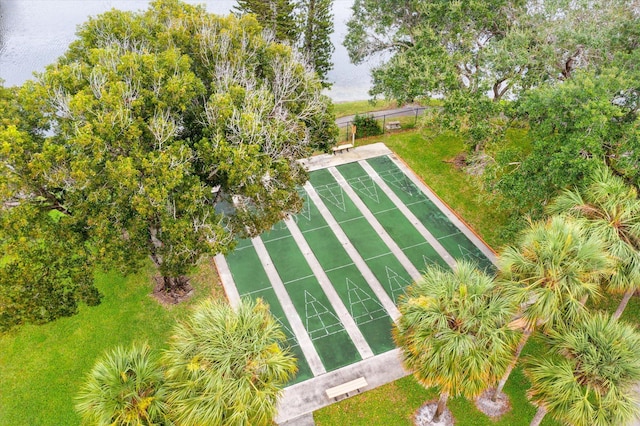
[366,156,495,272]
[220,152,495,384]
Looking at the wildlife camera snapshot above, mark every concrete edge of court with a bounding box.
[275,348,411,424]
[300,142,392,171]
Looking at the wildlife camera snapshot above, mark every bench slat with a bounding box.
[332,143,354,153]
[325,377,368,399]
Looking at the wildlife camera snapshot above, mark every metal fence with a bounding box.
[338,107,428,141]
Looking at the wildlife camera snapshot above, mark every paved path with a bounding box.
[335,104,428,127]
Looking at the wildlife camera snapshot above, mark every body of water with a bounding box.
[0,0,376,102]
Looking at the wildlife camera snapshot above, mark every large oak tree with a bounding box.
[0,0,337,303]
[344,0,639,153]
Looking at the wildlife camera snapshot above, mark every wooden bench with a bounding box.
[332,143,354,154]
[385,121,401,130]
[325,377,368,400]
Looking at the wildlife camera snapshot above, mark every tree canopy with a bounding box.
[0,0,337,305]
[235,0,335,86]
[345,0,640,154]
[394,261,518,423]
[162,299,296,425]
[234,0,299,44]
[298,0,334,87]
[526,312,640,426]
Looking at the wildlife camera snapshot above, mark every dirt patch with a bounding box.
[152,275,194,305]
[414,401,454,426]
[474,388,511,419]
[444,153,468,170]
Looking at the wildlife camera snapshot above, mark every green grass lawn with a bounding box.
[314,369,556,426]
[0,261,220,425]
[377,130,512,248]
[333,99,398,118]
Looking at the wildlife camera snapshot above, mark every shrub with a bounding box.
[353,114,382,138]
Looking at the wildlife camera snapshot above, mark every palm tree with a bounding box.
[548,165,640,320]
[393,261,518,423]
[162,298,297,426]
[525,312,640,426]
[492,215,610,401]
[75,343,167,426]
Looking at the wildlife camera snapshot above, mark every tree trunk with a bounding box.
[432,392,449,423]
[613,288,635,321]
[529,406,547,426]
[493,328,532,401]
[162,275,190,293]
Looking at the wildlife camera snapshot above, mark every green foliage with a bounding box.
[525,312,640,426]
[493,70,640,216]
[299,0,334,86]
[234,0,299,43]
[394,261,518,401]
[0,205,98,332]
[1,0,337,302]
[234,0,335,86]
[345,0,640,152]
[499,216,611,333]
[75,343,167,426]
[548,166,640,318]
[549,167,640,292]
[352,113,382,138]
[162,298,297,425]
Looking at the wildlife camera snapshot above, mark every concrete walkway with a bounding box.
[275,349,410,424]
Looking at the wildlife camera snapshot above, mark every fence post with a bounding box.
[415,108,418,126]
[382,115,386,134]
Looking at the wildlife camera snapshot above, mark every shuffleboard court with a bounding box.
[366,156,495,272]
[291,190,396,355]
[217,143,497,412]
[225,241,313,384]
[260,223,362,372]
[308,169,418,303]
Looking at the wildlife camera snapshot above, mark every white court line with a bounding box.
[283,273,317,285]
[299,223,331,234]
[328,167,422,281]
[358,160,457,270]
[261,233,294,244]
[324,262,356,273]
[251,236,326,376]
[285,217,374,359]
[363,252,394,262]
[402,240,432,251]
